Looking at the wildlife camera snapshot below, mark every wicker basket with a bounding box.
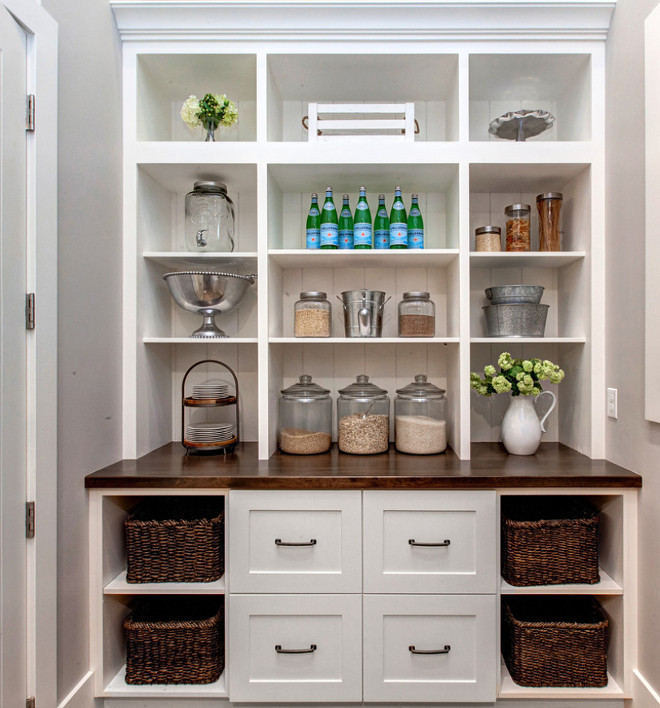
[502,596,608,687]
[501,496,599,586]
[125,497,224,583]
[125,596,224,684]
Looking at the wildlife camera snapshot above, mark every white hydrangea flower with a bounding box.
[180,95,201,129]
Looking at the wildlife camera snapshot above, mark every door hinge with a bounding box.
[26,698,35,708]
[26,293,35,330]
[26,502,35,539]
[26,94,35,132]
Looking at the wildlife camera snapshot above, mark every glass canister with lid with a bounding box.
[398,291,435,337]
[279,375,332,454]
[395,374,447,454]
[337,375,390,454]
[504,203,531,252]
[185,181,235,252]
[294,292,331,337]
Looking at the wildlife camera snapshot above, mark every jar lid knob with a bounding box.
[299,374,312,384]
[356,374,369,384]
[414,374,427,383]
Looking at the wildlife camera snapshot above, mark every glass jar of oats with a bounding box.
[337,375,390,454]
[504,204,531,251]
[294,292,331,337]
[475,225,502,252]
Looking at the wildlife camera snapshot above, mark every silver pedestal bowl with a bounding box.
[163,270,256,338]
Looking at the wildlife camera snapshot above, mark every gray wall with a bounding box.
[605,0,660,696]
[40,0,123,701]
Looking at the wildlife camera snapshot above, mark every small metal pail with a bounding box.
[338,290,390,337]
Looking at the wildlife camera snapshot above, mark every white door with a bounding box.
[0,4,28,706]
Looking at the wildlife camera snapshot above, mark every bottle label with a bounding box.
[408,229,424,249]
[410,207,421,216]
[393,200,405,210]
[354,223,372,247]
[323,202,335,211]
[339,229,354,249]
[390,222,408,246]
[356,201,369,211]
[306,228,321,249]
[309,207,320,216]
[374,229,389,249]
[320,223,339,247]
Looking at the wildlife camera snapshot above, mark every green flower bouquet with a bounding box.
[180,93,238,141]
[470,352,565,397]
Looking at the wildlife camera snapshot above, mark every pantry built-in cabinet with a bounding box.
[114,0,611,463]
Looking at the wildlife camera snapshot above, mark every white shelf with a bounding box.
[499,662,624,700]
[471,337,586,344]
[501,568,622,595]
[269,249,459,268]
[144,251,258,267]
[470,251,586,268]
[104,666,227,698]
[270,337,460,345]
[143,337,258,344]
[104,570,226,595]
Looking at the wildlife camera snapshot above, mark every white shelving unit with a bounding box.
[116,2,609,462]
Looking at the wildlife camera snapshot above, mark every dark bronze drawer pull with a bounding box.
[275,538,317,546]
[275,644,317,654]
[408,539,451,547]
[409,644,451,655]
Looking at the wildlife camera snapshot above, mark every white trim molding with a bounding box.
[57,671,94,708]
[634,670,660,708]
[111,0,616,41]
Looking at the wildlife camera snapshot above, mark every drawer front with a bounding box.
[363,490,497,593]
[229,490,361,593]
[363,594,497,703]
[229,594,362,703]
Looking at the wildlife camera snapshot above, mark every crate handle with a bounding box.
[276,644,317,654]
[275,538,317,547]
[409,645,451,655]
[409,539,451,547]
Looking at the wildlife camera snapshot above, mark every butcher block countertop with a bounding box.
[85,442,641,489]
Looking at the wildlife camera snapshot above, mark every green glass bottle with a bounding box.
[374,194,390,249]
[353,186,372,249]
[320,186,338,249]
[407,193,424,249]
[338,194,354,249]
[305,193,321,249]
[389,185,408,249]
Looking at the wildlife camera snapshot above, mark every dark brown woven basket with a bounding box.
[502,496,600,586]
[125,596,224,684]
[125,497,224,583]
[502,596,608,687]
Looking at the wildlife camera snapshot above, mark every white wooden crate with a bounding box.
[305,103,416,142]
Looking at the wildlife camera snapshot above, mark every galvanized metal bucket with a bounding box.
[483,304,549,337]
[338,290,390,337]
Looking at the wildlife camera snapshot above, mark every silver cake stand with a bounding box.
[488,109,555,142]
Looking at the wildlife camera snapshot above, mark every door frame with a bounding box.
[1,0,57,705]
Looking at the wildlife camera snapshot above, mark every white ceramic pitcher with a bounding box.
[500,391,557,455]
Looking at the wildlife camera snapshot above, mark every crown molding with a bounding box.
[111,1,616,42]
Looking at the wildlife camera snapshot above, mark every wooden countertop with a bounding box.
[85,442,641,489]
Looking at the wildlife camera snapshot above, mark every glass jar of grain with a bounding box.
[279,375,332,454]
[475,225,502,252]
[294,292,331,337]
[337,375,390,454]
[394,374,447,454]
[536,192,563,251]
[398,292,435,337]
[504,203,531,251]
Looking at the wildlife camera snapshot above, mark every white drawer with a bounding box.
[363,594,497,703]
[228,594,362,703]
[229,490,362,593]
[363,490,497,593]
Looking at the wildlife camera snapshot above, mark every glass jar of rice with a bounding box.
[394,374,447,454]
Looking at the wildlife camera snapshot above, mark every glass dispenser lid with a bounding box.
[338,374,388,399]
[281,374,330,400]
[396,374,446,399]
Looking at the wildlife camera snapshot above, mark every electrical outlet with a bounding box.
[607,388,618,419]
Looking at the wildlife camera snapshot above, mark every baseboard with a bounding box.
[57,671,96,708]
[634,670,660,708]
